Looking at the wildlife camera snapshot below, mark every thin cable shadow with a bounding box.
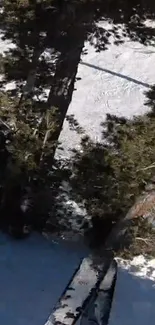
[80,61,151,88]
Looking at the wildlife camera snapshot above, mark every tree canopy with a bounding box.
[0,0,155,240]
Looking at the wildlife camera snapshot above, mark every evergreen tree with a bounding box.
[0,0,155,236]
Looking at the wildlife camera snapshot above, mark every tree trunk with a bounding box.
[47,32,85,157]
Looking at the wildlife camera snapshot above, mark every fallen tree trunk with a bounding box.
[104,191,155,253]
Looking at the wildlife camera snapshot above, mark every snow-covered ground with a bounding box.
[1,230,155,325]
[0,34,15,55]
[0,232,88,325]
[57,24,155,157]
[109,256,155,325]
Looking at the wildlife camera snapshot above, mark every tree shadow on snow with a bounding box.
[81,61,151,88]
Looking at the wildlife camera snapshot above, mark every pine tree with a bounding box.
[0,0,155,235]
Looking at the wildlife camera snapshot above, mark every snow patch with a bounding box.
[4,81,16,91]
[0,32,16,55]
[144,19,155,29]
[54,181,91,234]
[109,255,155,325]
[116,255,155,281]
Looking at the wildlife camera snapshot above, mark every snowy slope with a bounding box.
[0,233,88,325]
[57,24,155,157]
[109,256,155,325]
